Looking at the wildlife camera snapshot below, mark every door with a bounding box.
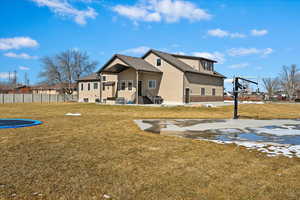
[138,81,142,96]
[185,88,190,103]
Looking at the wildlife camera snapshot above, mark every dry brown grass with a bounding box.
[0,103,300,200]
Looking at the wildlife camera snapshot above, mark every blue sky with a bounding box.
[1,0,300,90]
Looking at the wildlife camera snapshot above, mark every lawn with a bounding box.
[0,103,300,200]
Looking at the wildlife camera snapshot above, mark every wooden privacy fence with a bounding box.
[0,93,77,104]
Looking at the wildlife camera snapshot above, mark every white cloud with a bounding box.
[227,48,273,56]
[4,52,38,59]
[19,66,30,70]
[224,78,233,83]
[121,46,150,55]
[192,51,225,64]
[0,37,38,50]
[251,29,268,36]
[207,29,246,38]
[228,63,249,69]
[31,0,97,25]
[0,72,10,80]
[113,0,211,23]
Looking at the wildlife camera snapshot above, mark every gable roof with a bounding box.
[98,54,161,73]
[143,49,226,78]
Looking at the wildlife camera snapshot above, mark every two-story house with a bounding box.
[78,49,225,104]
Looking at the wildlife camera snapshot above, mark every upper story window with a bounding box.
[148,80,156,89]
[202,61,213,71]
[88,83,90,91]
[81,83,83,91]
[156,58,161,67]
[94,82,98,90]
[102,76,107,82]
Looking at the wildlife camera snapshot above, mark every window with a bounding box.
[88,83,90,91]
[81,83,83,91]
[121,81,126,90]
[212,88,216,96]
[201,88,205,96]
[128,80,133,91]
[202,61,213,71]
[94,82,98,90]
[156,58,161,67]
[102,76,106,81]
[148,80,156,89]
[83,98,89,102]
[102,83,105,91]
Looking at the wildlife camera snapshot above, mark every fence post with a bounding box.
[41,94,42,104]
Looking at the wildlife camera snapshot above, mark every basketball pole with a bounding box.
[233,77,258,119]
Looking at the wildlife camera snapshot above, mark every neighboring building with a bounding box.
[0,84,32,94]
[78,49,226,104]
[32,83,77,95]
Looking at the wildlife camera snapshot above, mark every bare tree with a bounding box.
[279,65,300,100]
[262,77,279,100]
[39,49,98,94]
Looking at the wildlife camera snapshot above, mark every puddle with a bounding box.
[134,119,300,158]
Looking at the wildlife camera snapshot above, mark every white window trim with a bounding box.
[148,80,156,89]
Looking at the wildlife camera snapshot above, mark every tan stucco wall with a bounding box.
[117,68,137,102]
[144,52,184,104]
[177,57,200,71]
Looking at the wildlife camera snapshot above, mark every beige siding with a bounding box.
[184,72,224,102]
[78,81,100,102]
[78,73,117,103]
[144,52,184,104]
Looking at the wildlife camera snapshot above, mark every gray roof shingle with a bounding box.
[115,54,161,73]
[77,73,99,81]
[98,54,162,73]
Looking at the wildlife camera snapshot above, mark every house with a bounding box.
[77,73,117,103]
[32,83,77,95]
[78,49,226,104]
[0,84,32,94]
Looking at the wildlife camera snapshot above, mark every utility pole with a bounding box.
[233,77,258,119]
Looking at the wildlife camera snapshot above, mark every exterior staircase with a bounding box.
[138,96,153,104]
